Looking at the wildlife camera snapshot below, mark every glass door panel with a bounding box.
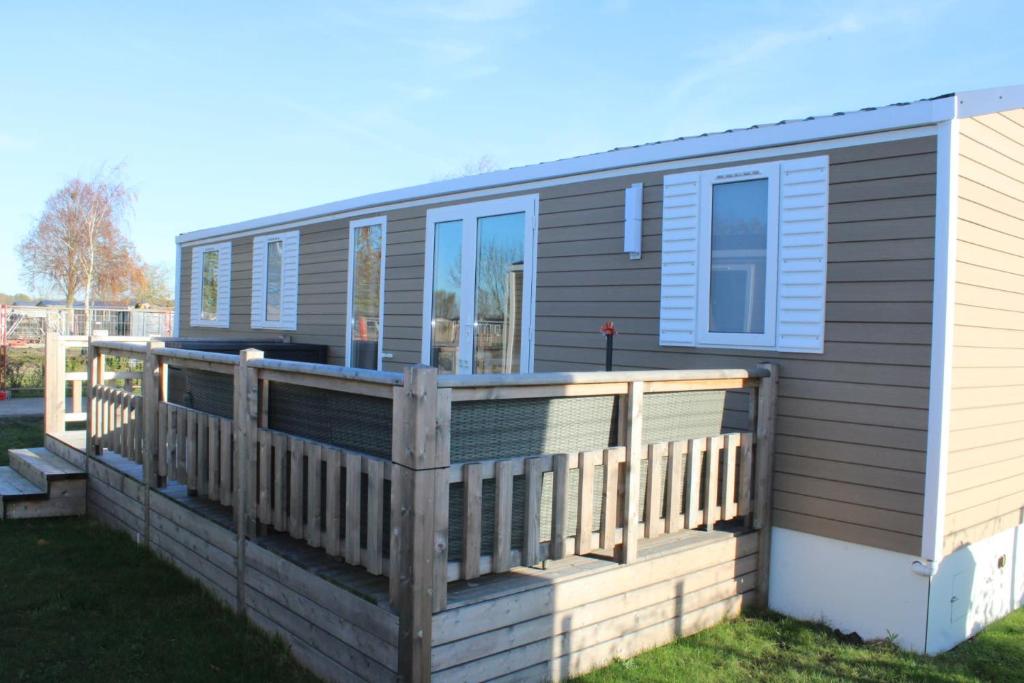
[430,220,462,374]
[349,224,383,369]
[474,212,525,373]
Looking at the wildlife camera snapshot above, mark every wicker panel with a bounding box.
[268,382,392,459]
[642,390,726,444]
[451,395,617,463]
[167,368,234,418]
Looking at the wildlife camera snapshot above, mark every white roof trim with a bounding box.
[179,88,1022,247]
[956,84,1024,118]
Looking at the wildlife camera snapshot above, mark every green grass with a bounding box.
[577,607,1024,682]
[0,416,44,465]
[0,416,318,682]
[3,417,1022,682]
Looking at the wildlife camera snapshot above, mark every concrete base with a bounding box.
[769,527,930,652]
[927,523,1024,654]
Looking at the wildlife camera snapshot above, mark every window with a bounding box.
[190,242,232,328]
[698,165,779,348]
[660,156,829,353]
[251,231,299,330]
[346,217,386,370]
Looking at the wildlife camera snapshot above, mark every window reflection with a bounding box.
[709,179,769,334]
[349,226,382,369]
[265,240,283,322]
[201,250,219,320]
[430,220,462,374]
[474,213,524,373]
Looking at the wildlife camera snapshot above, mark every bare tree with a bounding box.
[432,155,502,181]
[18,170,136,333]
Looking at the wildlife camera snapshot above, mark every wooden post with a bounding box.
[391,366,449,683]
[753,362,778,609]
[143,341,165,488]
[234,348,264,615]
[44,331,65,435]
[621,380,644,563]
[86,332,108,455]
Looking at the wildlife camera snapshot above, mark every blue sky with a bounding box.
[1,0,1021,296]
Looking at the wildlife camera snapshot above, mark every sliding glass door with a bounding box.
[422,195,537,375]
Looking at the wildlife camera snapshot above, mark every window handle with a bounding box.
[381,352,394,359]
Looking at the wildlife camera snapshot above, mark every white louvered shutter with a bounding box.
[659,171,701,346]
[190,247,203,327]
[250,238,267,328]
[216,243,232,327]
[776,156,829,353]
[280,232,300,330]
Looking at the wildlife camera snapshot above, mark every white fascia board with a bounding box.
[176,96,956,246]
[956,84,1024,118]
[921,115,960,564]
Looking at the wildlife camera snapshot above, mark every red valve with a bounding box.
[601,320,616,336]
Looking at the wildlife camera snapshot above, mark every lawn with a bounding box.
[577,606,1024,682]
[2,416,1022,682]
[0,417,319,682]
[0,415,44,465]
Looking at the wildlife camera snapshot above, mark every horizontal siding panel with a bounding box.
[773,509,920,555]
[177,137,936,553]
[776,434,924,473]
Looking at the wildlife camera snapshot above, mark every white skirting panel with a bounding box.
[927,523,1024,654]
[769,527,930,652]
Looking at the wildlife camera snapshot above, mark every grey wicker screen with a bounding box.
[267,382,393,459]
[167,368,234,418]
[642,390,726,444]
[446,389,729,561]
[450,395,618,463]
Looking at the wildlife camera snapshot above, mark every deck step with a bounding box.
[9,447,87,490]
[2,448,86,520]
[0,466,46,500]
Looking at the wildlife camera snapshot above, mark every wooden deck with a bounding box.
[41,336,777,681]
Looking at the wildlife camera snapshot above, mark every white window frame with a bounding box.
[696,162,780,348]
[420,194,539,374]
[251,230,300,330]
[190,241,232,328]
[345,216,388,370]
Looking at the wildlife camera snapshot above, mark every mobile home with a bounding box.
[162,85,1024,659]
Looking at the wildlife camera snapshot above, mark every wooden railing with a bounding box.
[158,402,234,503]
[93,385,143,463]
[44,332,149,434]
[445,431,754,582]
[49,334,777,683]
[244,358,403,581]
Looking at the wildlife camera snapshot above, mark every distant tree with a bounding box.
[129,262,173,308]
[0,292,33,305]
[18,170,137,332]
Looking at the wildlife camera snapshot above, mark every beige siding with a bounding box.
[945,109,1024,553]
[178,135,937,556]
[531,136,936,556]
